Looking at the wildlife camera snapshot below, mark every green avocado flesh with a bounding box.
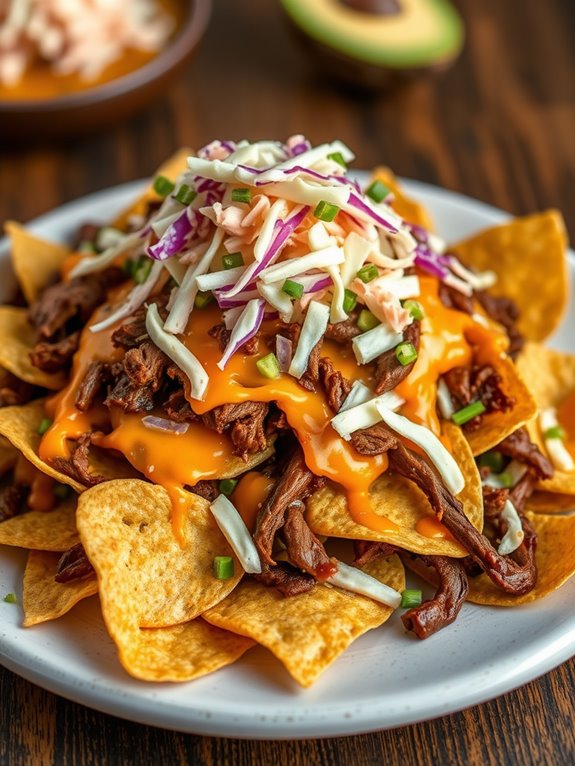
[280,0,464,69]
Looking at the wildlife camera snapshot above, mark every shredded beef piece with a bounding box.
[254,447,323,567]
[353,540,397,567]
[71,223,101,251]
[0,370,34,408]
[324,311,362,344]
[111,305,148,350]
[482,485,509,519]
[298,339,323,392]
[266,405,290,433]
[208,323,259,355]
[75,361,109,412]
[55,543,95,583]
[202,401,269,459]
[438,283,474,315]
[163,389,197,423]
[190,480,219,502]
[498,428,553,480]
[350,422,399,456]
[282,501,337,580]
[29,331,80,373]
[443,367,471,407]
[124,340,168,390]
[400,554,469,639]
[443,364,515,431]
[51,432,106,488]
[509,472,538,513]
[0,483,29,522]
[252,562,316,597]
[375,320,421,395]
[477,291,524,359]
[105,372,155,413]
[318,357,351,412]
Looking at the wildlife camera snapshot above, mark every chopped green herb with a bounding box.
[256,353,281,380]
[545,425,566,440]
[282,279,304,300]
[452,401,486,426]
[327,151,347,169]
[54,484,71,501]
[37,417,53,435]
[153,175,175,197]
[402,299,424,321]
[231,188,252,204]
[497,472,514,489]
[395,342,418,366]
[122,258,136,277]
[213,556,234,580]
[478,451,505,473]
[133,256,153,284]
[3,593,17,604]
[219,478,238,497]
[174,184,197,206]
[313,200,340,222]
[365,180,390,204]
[400,589,422,608]
[357,309,380,332]
[222,252,244,270]
[343,289,357,314]
[194,291,214,309]
[356,264,379,283]
[78,241,97,254]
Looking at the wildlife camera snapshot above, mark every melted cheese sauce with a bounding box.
[557,391,575,462]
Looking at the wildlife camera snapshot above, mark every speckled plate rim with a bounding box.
[0,177,574,740]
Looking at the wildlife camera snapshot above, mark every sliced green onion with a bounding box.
[356,264,379,283]
[313,200,340,222]
[545,425,566,440]
[122,258,135,277]
[3,593,17,604]
[343,289,357,314]
[133,256,153,284]
[213,556,234,580]
[497,472,514,489]
[327,151,347,169]
[402,299,424,321]
[357,309,380,332]
[53,484,71,501]
[365,180,390,204]
[219,478,238,496]
[37,417,53,435]
[256,353,281,380]
[395,342,418,366]
[231,188,252,204]
[222,252,244,270]
[78,241,97,254]
[153,175,175,197]
[400,589,422,608]
[478,451,505,473]
[174,184,197,205]
[452,401,486,426]
[281,279,304,300]
[194,291,214,309]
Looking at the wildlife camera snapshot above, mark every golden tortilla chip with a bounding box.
[0,400,137,493]
[0,307,66,390]
[516,343,575,495]
[23,550,97,627]
[115,619,254,683]
[306,423,482,557]
[452,211,568,341]
[204,556,404,688]
[465,355,537,456]
[467,512,575,606]
[76,479,243,628]
[0,436,17,476]
[526,491,575,514]
[0,497,78,550]
[5,221,71,305]
[113,148,192,231]
[371,167,434,230]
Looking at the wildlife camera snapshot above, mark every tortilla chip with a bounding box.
[0,400,137,493]
[76,479,243,629]
[467,512,575,606]
[0,307,66,390]
[204,556,404,688]
[23,550,97,627]
[452,211,568,341]
[113,148,192,231]
[114,618,254,683]
[371,167,434,230]
[0,497,78,550]
[465,355,537,456]
[516,343,575,494]
[0,436,17,476]
[5,221,72,306]
[526,491,575,515]
[306,423,482,557]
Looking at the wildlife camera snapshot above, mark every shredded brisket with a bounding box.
[202,401,269,459]
[482,485,509,519]
[0,483,29,522]
[55,542,95,583]
[252,562,316,597]
[71,223,101,251]
[0,370,34,408]
[374,320,421,395]
[123,340,168,390]
[438,283,474,315]
[190,480,219,502]
[282,501,337,580]
[111,305,148,350]
[324,311,362,344]
[208,323,259,356]
[497,428,553,480]
[51,432,106,488]
[477,291,524,359]
[318,357,351,412]
[75,361,109,412]
[443,364,515,430]
[29,331,80,373]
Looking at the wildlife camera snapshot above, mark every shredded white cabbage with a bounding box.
[328,561,402,609]
[331,391,404,441]
[209,495,262,574]
[498,500,525,555]
[352,323,403,365]
[289,301,331,379]
[540,408,574,471]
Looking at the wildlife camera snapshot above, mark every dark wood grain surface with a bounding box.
[1,1,575,763]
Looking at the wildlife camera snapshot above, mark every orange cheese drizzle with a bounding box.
[557,391,575,463]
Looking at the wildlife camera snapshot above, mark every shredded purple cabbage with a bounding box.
[148,210,194,261]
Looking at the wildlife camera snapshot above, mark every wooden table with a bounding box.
[1,1,575,762]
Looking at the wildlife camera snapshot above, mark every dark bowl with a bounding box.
[0,0,211,140]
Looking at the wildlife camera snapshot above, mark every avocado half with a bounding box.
[280,0,465,88]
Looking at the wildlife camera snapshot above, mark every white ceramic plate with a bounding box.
[0,178,573,740]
